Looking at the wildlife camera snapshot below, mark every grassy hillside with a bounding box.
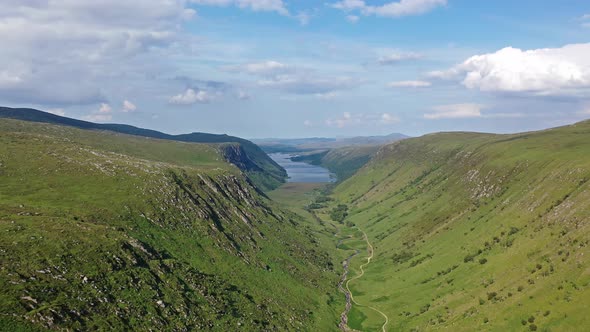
[0,119,340,331]
[0,107,286,191]
[329,121,590,331]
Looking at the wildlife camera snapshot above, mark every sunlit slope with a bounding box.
[0,107,287,191]
[333,121,590,331]
[0,119,339,331]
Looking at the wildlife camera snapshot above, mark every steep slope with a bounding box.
[0,107,286,191]
[331,121,590,331]
[0,119,340,331]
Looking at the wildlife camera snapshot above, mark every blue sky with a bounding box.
[1,0,590,138]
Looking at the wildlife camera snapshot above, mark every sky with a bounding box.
[1,0,590,138]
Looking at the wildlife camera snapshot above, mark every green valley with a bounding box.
[2,110,590,332]
[324,121,590,331]
[0,118,341,331]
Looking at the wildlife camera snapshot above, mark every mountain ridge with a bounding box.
[0,106,286,191]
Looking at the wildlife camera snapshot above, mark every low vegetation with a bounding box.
[330,120,590,331]
[0,119,339,331]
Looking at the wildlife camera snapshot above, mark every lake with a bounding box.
[269,153,336,183]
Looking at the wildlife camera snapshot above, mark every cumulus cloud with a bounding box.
[332,0,447,18]
[191,0,288,15]
[227,60,360,95]
[388,80,431,88]
[326,112,399,128]
[429,43,590,98]
[169,88,215,105]
[122,100,137,112]
[98,103,113,114]
[0,0,192,106]
[83,103,114,122]
[424,103,485,120]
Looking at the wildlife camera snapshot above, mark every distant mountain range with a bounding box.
[0,106,286,190]
[252,133,409,153]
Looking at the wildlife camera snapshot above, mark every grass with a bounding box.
[0,119,340,331]
[326,121,590,331]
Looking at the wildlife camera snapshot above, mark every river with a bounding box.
[269,153,336,183]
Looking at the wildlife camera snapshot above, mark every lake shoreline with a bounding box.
[269,152,336,183]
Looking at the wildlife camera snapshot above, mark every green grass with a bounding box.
[0,119,339,331]
[4,116,590,331]
[327,121,590,331]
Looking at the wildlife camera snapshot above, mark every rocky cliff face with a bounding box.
[220,143,287,191]
[0,120,338,331]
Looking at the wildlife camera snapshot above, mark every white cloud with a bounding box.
[258,75,358,94]
[169,88,214,105]
[380,112,399,124]
[333,0,365,11]
[122,100,137,112]
[228,60,360,94]
[303,119,313,127]
[388,80,431,88]
[47,108,66,116]
[315,92,339,100]
[99,103,113,114]
[237,90,251,100]
[191,0,288,15]
[0,0,191,105]
[430,43,590,98]
[377,51,423,65]
[424,103,485,120]
[332,0,447,18]
[295,12,312,25]
[83,103,114,122]
[326,112,399,128]
[224,61,294,76]
[346,15,360,23]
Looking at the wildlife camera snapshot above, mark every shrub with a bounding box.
[529,324,538,331]
[487,292,497,301]
[330,204,349,223]
[508,227,519,235]
[528,316,535,323]
[479,258,488,264]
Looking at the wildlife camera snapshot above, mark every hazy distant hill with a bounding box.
[253,133,409,152]
[0,107,286,190]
